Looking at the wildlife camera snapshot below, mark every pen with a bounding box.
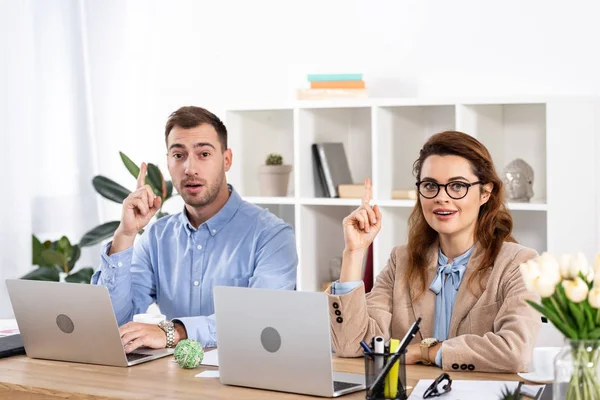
[360,340,373,354]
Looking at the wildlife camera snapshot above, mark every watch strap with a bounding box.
[159,320,176,348]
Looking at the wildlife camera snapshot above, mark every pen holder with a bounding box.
[364,351,407,400]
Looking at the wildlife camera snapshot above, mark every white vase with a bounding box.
[259,165,292,197]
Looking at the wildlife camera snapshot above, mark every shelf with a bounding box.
[506,201,548,211]
[299,198,361,207]
[243,196,296,205]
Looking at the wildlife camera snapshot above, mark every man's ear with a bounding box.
[224,149,233,172]
[481,182,494,205]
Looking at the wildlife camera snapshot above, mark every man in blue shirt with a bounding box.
[92,106,298,352]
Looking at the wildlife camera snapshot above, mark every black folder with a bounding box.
[0,334,25,358]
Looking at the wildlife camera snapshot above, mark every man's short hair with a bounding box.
[164,106,227,151]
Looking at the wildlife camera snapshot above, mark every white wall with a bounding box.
[79,0,600,224]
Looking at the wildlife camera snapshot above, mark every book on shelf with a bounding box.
[307,73,363,82]
[312,143,354,198]
[297,88,368,100]
[392,189,417,200]
[310,81,365,89]
[338,183,364,199]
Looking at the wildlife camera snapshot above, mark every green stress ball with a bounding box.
[174,339,204,369]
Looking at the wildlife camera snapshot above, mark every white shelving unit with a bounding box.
[226,97,600,292]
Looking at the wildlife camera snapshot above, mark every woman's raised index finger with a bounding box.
[362,178,372,205]
[137,163,146,189]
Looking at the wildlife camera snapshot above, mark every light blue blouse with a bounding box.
[331,245,475,367]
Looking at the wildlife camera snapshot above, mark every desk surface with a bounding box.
[0,353,525,400]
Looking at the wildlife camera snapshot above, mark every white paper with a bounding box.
[408,380,545,399]
[195,370,220,378]
[0,319,19,337]
[201,349,219,366]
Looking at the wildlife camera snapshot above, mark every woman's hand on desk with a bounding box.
[339,178,382,282]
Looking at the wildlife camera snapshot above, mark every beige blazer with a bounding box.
[326,242,541,373]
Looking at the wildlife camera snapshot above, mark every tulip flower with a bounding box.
[536,252,561,286]
[588,287,600,308]
[532,275,558,298]
[563,278,589,303]
[520,259,541,292]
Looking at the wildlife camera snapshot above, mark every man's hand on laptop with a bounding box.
[110,162,162,255]
[119,321,187,353]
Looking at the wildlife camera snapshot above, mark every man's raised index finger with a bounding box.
[137,163,146,189]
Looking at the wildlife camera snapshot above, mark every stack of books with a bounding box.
[297,73,368,100]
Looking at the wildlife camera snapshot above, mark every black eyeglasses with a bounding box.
[423,373,452,398]
[416,180,483,200]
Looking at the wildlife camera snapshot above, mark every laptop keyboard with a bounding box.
[333,381,362,392]
[126,352,152,362]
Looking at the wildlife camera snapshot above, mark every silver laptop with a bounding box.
[5,279,173,367]
[214,286,365,397]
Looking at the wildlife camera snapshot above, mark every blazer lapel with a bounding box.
[448,244,490,338]
[409,245,439,341]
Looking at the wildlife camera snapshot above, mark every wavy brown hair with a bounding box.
[407,131,516,299]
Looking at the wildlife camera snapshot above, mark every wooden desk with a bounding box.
[0,353,524,399]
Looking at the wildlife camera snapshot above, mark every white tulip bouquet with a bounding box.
[520,252,600,399]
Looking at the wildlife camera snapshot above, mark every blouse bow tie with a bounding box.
[429,264,466,294]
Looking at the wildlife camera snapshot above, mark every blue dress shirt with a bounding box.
[91,185,298,347]
[331,245,474,367]
[430,245,474,366]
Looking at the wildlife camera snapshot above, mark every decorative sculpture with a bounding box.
[503,158,534,202]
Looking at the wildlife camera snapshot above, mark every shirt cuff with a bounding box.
[331,280,362,295]
[435,346,443,367]
[91,242,134,286]
[174,315,216,348]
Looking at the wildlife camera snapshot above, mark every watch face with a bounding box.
[423,338,438,346]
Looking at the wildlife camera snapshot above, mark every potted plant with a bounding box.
[520,252,600,399]
[23,152,177,283]
[259,153,292,197]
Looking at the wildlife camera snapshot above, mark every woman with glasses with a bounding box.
[327,130,540,373]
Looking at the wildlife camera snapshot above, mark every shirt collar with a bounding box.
[437,243,476,268]
[178,184,242,236]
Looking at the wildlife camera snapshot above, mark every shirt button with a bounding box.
[117,262,123,267]
[193,281,199,286]
[336,317,343,323]
[212,229,216,234]
[197,245,202,250]
[452,363,459,370]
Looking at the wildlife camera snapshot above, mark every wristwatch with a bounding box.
[158,320,176,348]
[420,337,439,365]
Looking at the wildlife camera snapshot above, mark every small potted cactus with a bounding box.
[259,153,292,196]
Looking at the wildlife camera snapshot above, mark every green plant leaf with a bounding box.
[79,221,120,247]
[156,211,169,220]
[120,152,140,180]
[527,300,577,338]
[589,327,600,340]
[583,301,596,332]
[92,176,131,203]
[41,249,67,270]
[21,267,60,281]
[32,235,45,266]
[146,163,163,197]
[68,245,81,269]
[568,301,586,336]
[65,267,94,284]
[166,181,173,199]
[56,236,72,254]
